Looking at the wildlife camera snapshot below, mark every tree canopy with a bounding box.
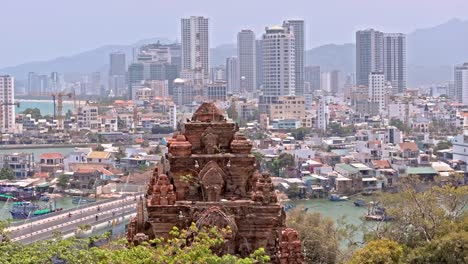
[0,223,269,264]
[21,108,42,120]
[0,167,15,180]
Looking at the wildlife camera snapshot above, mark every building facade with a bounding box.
[226,57,240,94]
[237,30,256,94]
[383,33,406,94]
[181,16,210,79]
[356,29,384,87]
[283,20,305,96]
[0,75,16,134]
[109,52,126,96]
[260,26,295,113]
[304,66,321,93]
[454,63,468,104]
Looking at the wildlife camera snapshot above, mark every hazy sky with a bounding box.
[1,0,468,68]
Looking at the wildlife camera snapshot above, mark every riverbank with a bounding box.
[0,143,92,150]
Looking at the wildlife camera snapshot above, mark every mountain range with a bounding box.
[1,19,468,86]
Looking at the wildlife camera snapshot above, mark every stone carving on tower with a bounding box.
[127,102,303,263]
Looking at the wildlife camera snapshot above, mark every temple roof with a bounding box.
[192,102,225,122]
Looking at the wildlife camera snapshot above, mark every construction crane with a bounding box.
[51,92,72,131]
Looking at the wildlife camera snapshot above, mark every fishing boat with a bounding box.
[10,201,63,219]
[329,194,349,201]
[72,196,97,205]
[364,203,392,221]
[283,204,296,211]
[354,199,366,207]
[0,193,17,201]
[39,195,50,202]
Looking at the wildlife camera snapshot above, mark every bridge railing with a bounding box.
[8,195,139,228]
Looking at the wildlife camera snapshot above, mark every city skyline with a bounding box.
[1,0,468,68]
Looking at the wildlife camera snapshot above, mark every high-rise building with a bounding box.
[368,72,390,114]
[454,63,468,104]
[356,29,384,87]
[181,16,209,79]
[109,52,126,76]
[283,20,305,96]
[330,70,340,94]
[317,98,329,131]
[109,52,126,96]
[0,75,16,133]
[260,25,295,112]
[226,57,240,94]
[237,30,256,94]
[383,33,406,93]
[255,40,264,91]
[304,66,321,93]
[356,29,406,93]
[91,72,101,95]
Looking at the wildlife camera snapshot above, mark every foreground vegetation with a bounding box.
[0,224,268,264]
[287,180,467,264]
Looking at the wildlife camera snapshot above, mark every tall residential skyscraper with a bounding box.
[237,30,256,94]
[109,52,126,76]
[283,20,305,96]
[454,63,468,104]
[356,29,406,93]
[181,16,209,79]
[260,25,295,109]
[304,66,321,93]
[356,29,384,87]
[383,33,406,93]
[109,52,126,96]
[0,75,15,133]
[255,39,264,91]
[226,57,240,94]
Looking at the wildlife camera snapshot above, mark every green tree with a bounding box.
[21,108,42,120]
[226,102,238,121]
[347,239,405,264]
[94,144,105,151]
[327,123,355,137]
[151,125,174,134]
[0,167,15,180]
[291,127,311,140]
[434,140,452,152]
[267,153,295,176]
[285,183,301,199]
[57,174,70,189]
[0,224,269,264]
[389,118,411,134]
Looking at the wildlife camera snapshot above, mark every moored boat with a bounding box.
[329,194,349,201]
[10,201,63,219]
[354,199,366,206]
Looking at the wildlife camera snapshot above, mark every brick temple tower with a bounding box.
[127,102,303,263]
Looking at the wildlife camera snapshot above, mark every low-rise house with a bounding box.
[406,166,438,181]
[0,153,34,179]
[86,151,115,167]
[39,153,64,176]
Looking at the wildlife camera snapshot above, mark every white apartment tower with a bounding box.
[383,33,406,94]
[181,16,210,79]
[260,25,295,110]
[237,30,256,94]
[356,29,384,87]
[368,72,390,114]
[283,20,305,96]
[317,98,329,131]
[109,52,126,96]
[226,57,240,94]
[454,63,468,104]
[0,76,16,133]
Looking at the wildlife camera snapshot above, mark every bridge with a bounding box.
[6,196,138,244]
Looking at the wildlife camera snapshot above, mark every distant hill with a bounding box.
[0,38,171,81]
[2,18,468,86]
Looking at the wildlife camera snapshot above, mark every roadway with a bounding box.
[7,196,138,244]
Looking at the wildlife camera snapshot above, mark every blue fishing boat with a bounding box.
[354,199,366,206]
[10,201,63,219]
[329,194,349,201]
